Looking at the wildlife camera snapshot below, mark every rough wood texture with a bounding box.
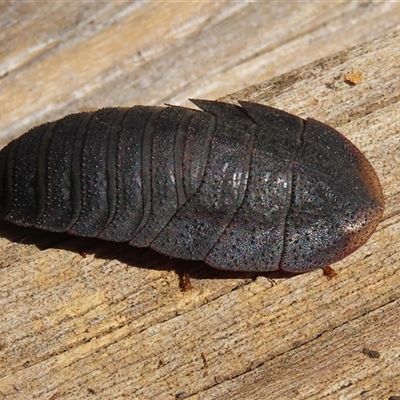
[0,3,399,400]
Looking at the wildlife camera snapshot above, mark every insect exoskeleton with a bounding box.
[0,100,384,273]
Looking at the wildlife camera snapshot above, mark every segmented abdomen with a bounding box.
[0,105,216,243]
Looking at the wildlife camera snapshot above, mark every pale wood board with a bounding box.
[0,3,399,400]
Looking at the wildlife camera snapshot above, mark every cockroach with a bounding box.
[0,100,384,272]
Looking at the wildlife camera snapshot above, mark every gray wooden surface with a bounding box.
[0,3,399,399]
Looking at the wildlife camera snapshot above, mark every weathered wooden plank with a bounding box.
[0,3,399,400]
[1,2,399,144]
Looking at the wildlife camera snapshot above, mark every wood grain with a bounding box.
[0,3,399,399]
[1,2,400,143]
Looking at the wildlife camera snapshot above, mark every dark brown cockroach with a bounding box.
[0,100,384,273]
